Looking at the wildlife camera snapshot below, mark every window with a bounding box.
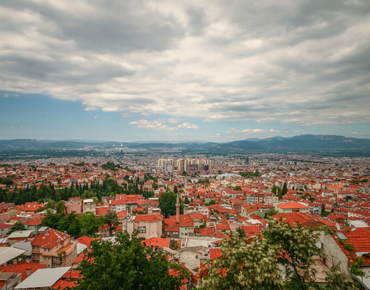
[138,227,146,234]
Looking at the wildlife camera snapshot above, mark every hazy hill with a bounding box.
[0,135,369,151]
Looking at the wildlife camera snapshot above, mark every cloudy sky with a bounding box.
[1,0,370,142]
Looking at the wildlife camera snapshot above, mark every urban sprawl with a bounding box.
[0,152,369,289]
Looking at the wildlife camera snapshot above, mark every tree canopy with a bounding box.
[198,217,356,290]
[159,191,177,218]
[9,221,27,234]
[71,231,188,290]
[104,211,119,236]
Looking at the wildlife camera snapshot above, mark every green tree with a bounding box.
[198,231,283,290]
[282,182,288,196]
[78,213,104,237]
[152,182,159,190]
[182,171,187,176]
[9,221,27,234]
[262,218,321,290]
[198,217,341,290]
[56,200,66,214]
[184,196,190,204]
[345,195,353,202]
[217,170,222,175]
[159,191,177,218]
[71,231,188,290]
[104,211,119,236]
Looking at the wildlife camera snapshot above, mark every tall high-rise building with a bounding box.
[157,158,174,172]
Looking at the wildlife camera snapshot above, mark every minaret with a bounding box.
[176,192,180,221]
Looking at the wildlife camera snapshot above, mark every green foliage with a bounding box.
[205,199,216,206]
[160,192,178,218]
[71,231,188,290]
[324,263,357,290]
[9,221,27,234]
[0,178,154,206]
[320,211,331,217]
[104,211,119,236]
[316,225,332,235]
[197,178,210,184]
[101,162,121,171]
[199,221,207,229]
[75,162,85,166]
[1,178,13,185]
[264,208,278,218]
[345,195,353,202]
[239,170,261,178]
[282,182,288,196]
[200,218,330,290]
[42,210,104,237]
[198,231,283,290]
[152,182,159,190]
[184,196,190,204]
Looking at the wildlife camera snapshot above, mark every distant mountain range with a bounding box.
[1,135,370,151]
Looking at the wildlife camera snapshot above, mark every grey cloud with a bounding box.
[0,0,369,125]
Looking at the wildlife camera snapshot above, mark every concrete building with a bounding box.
[31,229,77,268]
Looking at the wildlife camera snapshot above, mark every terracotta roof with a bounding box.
[116,211,127,218]
[0,262,47,281]
[209,248,222,260]
[32,228,69,249]
[272,212,322,228]
[277,202,309,209]
[95,207,108,216]
[23,216,44,226]
[142,237,170,248]
[52,279,76,289]
[135,214,163,223]
[76,236,97,248]
[200,227,215,237]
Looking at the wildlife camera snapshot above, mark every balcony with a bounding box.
[32,248,40,254]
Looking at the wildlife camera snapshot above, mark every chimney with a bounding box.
[26,268,32,277]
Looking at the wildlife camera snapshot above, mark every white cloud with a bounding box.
[0,1,369,126]
[168,118,181,124]
[94,116,97,119]
[295,130,300,133]
[129,119,177,131]
[211,133,221,137]
[270,129,280,133]
[121,112,133,118]
[242,129,265,133]
[175,133,184,136]
[352,132,357,134]
[177,123,199,130]
[227,128,240,133]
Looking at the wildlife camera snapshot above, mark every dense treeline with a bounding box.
[0,177,154,205]
[42,210,105,237]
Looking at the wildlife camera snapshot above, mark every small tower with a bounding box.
[176,192,180,221]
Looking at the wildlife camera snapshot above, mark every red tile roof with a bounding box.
[209,248,222,260]
[52,279,76,289]
[0,262,47,281]
[32,228,69,249]
[142,237,170,248]
[277,202,309,209]
[135,214,163,223]
[76,236,97,248]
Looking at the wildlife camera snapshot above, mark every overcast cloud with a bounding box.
[1,0,370,127]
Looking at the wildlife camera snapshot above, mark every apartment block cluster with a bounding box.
[157,158,212,173]
[0,153,370,288]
